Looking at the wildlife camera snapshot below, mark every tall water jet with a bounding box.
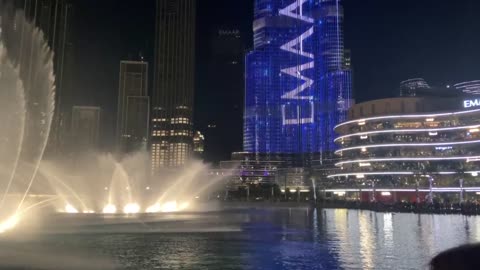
[0,44,26,210]
[0,6,55,217]
[108,163,134,209]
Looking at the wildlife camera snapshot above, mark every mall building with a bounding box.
[326,88,480,203]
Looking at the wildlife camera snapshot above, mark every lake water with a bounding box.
[0,207,479,269]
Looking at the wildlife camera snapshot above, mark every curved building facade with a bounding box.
[455,80,480,95]
[399,78,430,97]
[328,96,480,202]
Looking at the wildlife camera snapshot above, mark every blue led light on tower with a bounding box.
[244,0,353,158]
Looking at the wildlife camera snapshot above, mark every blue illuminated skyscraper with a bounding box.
[244,0,352,161]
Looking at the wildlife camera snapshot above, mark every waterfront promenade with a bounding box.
[222,200,480,215]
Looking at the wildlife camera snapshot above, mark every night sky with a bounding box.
[72,0,480,160]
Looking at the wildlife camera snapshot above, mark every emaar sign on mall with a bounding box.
[464,99,480,108]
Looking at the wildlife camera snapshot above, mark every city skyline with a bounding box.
[1,1,480,268]
[23,0,480,162]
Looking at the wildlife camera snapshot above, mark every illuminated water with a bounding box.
[0,207,478,270]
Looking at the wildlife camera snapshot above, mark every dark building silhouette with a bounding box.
[201,28,245,163]
[71,106,100,153]
[117,61,149,154]
[151,0,196,171]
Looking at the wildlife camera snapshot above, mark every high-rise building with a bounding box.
[343,49,352,70]
[117,61,149,154]
[151,0,196,171]
[244,0,353,163]
[201,28,245,163]
[18,0,75,155]
[193,131,205,158]
[399,78,431,97]
[71,106,101,152]
[454,80,480,95]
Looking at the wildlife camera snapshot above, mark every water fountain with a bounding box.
[0,6,56,232]
[0,8,228,234]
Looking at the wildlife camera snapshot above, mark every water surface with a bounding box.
[1,208,478,270]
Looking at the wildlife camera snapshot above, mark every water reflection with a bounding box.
[1,208,480,269]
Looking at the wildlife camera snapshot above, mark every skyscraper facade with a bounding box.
[151,0,196,171]
[71,106,101,152]
[244,0,352,162]
[117,61,149,154]
[200,28,245,163]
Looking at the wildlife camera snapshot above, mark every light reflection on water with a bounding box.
[0,208,479,269]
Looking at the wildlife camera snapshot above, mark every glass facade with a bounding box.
[244,0,352,159]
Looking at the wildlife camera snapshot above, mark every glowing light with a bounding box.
[360,135,368,139]
[123,203,140,214]
[146,186,151,190]
[103,204,117,214]
[429,132,438,136]
[472,172,479,177]
[0,215,19,234]
[361,147,367,152]
[335,140,480,155]
[328,172,414,178]
[358,121,366,126]
[334,124,480,142]
[470,128,480,133]
[161,201,178,213]
[334,191,346,196]
[335,107,480,130]
[65,204,79,214]
[147,201,190,213]
[426,118,435,122]
[359,163,371,167]
[356,174,365,179]
[326,187,480,193]
[476,192,480,195]
[146,203,161,213]
[336,156,480,167]
[178,202,190,211]
[83,210,95,214]
[381,192,392,196]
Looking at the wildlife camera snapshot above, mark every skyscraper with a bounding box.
[71,106,101,152]
[244,0,352,163]
[18,0,75,155]
[117,61,149,154]
[200,28,245,163]
[151,0,196,171]
[193,131,205,158]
